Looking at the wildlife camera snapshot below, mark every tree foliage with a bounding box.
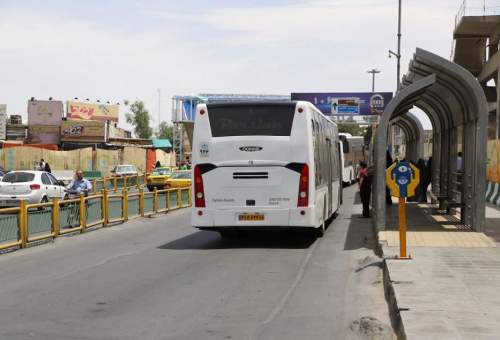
[125,100,153,139]
[156,121,174,141]
[337,123,373,145]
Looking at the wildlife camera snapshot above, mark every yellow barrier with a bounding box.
[0,186,192,253]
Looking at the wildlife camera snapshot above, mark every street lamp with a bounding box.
[389,0,402,90]
[367,69,381,92]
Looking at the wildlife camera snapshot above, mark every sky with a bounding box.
[0,0,463,131]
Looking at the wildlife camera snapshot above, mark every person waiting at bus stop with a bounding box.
[66,169,92,197]
[358,161,372,218]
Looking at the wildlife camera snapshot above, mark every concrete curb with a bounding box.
[375,236,407,340]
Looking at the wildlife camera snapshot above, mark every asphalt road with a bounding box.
[0,186,394,340]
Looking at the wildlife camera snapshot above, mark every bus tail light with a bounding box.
[297,164,309,207]
[194,165,206,207]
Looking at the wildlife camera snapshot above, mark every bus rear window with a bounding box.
[207,104,295,137]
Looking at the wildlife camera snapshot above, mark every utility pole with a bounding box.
[389,0,402,91]
[157,88,161,133]
[367,69,381,92]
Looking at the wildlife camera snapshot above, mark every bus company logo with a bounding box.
[199,143,209,158]
[239,146,263,152]
[369,94,385,114]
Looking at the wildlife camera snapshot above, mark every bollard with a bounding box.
[102,189,108,226]
[52,197,60,238]
[139,188,144,217]
[398,197,407,258]
[153,188,158,213]
[79,193,86,233]
[123,188,128,221]
[19,199,28,248]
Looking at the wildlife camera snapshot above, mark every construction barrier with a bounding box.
[0,186,191,252]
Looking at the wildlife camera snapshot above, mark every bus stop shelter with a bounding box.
[374,48,488,232]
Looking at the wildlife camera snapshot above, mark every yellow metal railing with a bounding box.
[0,186,191,253]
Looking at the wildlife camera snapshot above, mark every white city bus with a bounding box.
[191,101,342,237]
[339,133,365,186]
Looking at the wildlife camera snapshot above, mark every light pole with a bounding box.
[389,0,402,91]
[157,88,161,133]
[367,69,381,92]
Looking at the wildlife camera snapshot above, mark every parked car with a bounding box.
[111,164,138,177]
[0,171,66,207]
[165,171,192,189]
[146,166,175,191]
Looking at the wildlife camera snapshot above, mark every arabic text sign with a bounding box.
[61,120,106,142]
[27,100,64,125]
[66,101,119,122]
[291,92,393,116]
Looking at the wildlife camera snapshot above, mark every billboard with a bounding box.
[27,125,60,144]
[0,104,6,140]
[290,92,393,116]
[27,100,64,125]
[60,120,106,142]
[66,101,119,122]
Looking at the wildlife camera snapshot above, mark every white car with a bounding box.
[0,171,67,207]
[111,164,138,177]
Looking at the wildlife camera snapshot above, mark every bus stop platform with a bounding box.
[379,203,500,339]
[379,202,496,248]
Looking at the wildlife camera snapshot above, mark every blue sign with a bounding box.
[291,92,393,116]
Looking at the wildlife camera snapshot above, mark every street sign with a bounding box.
[386,162,420,198]
[386,162,420,260]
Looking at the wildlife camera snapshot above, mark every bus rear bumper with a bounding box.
[191,207,318,228]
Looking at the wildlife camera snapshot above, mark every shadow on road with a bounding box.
[158,229,317,250]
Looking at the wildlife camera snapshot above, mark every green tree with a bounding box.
[125,100,153,139]
[156,121,173,141]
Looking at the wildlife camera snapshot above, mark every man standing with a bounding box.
[358,161,372,218]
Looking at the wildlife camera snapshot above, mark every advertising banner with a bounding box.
[66,101,119,122]
[27,100,64,125]
[61,120,106,142]
[0,104,6,140]
[487,139,500,183]
[27,125,60,144]
[290,92,393,116]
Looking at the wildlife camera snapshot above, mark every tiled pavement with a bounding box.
[379,202,500,339]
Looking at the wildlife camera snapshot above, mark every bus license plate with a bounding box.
[239,214,264,221]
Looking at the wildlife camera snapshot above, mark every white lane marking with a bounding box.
[261,238,320,325]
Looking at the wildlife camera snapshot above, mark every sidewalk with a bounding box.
[379,202,500,339]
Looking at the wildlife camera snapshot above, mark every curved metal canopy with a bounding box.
[374,48,488,232]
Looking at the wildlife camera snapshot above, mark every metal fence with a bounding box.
[0,186,191,252]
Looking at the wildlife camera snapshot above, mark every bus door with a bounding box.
[326,139,333,215]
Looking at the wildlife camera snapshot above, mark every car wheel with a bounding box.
[38,196,49,211]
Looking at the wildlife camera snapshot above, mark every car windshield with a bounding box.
[171,172,191,179]
[117,165,135,172]
[2,172,35,183]
[153,168,171,175]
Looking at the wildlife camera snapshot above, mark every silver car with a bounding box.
[0,171,67,207]
[111,164,138,177]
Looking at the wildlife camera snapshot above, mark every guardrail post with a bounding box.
[123,176,127,190]
[136,175,141,190]
[19,199,28,248]
[188,187,192,207]
[166,189,170,211]
[92,179,97,193]
[79,193,86,233]
[53,197,60,238]
[139,188,144,217]
[177,188,182,208]
[153,188,158,213]
[102,189,108,226]
[123,188,129,221]
[113,177,118,192]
